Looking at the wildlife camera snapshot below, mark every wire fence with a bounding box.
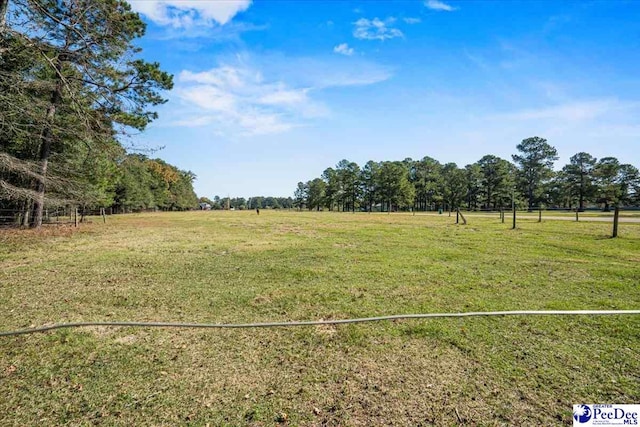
[0,207,74,225]
[0,207,103,226]
[0,206,170,227]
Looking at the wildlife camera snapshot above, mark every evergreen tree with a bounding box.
[562,152,597,211]
[2,0,173,226]
[512,137,558,210]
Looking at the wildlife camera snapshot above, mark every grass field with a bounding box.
[1,211,639,426]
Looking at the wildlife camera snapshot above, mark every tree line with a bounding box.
[0,0,197,226]
[198,196,295,210]
[293,137,640,212]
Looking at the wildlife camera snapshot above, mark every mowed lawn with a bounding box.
[1,211,638,426]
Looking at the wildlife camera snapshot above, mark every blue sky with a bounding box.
[126,0,640,198]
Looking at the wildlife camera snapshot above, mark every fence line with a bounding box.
[0,207,81,226]
[1,207,636,238]
[0,206,171,226]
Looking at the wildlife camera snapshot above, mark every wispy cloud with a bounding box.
[464,49,490,71]
[170,55,392,136]
[403,17,422,24]
[150,21,267,41]
[174,66,311,135]
[544,14,572,34]
[425,0,457,12]
[333,43,355,56]
[499,100,635,122]
[353,17,403,41]
[252,54,393,89]
[127,0,252,27]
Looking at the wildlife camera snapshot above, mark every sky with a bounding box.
[125,0,640,199]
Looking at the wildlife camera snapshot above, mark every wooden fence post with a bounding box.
[575,210,579,222]
[512,206,516,229]
[538,206,542,223]
[101,207,106,224]
[612,206,619,238]
[74,207,78,227]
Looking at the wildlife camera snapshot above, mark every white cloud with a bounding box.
[333,43,355,56]
[237,111,295,135]
[484,99,640,148]
[500,100,622,122]
[170,56,391,136]
[425,0,457,12]
[127,0,252,27]
[172,115,216,127]
[174,66,305,135]
[258,55,393,89]
[353,18,403,41]
[258,88,310,105]
[311,67,391,87]
[180,66,248,88]
[403,17,422,24]
[177,85,237,111]
[153,21,267,41]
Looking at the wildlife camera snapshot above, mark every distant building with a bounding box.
[199,203,211,210]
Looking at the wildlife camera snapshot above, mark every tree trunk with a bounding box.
[579,172,585,211]
[528,184,534,211]
[579,193,584,211]
[21,199,31,227]
[31,58,64,228]
[0,0,8,30]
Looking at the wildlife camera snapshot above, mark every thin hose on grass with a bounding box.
[1,310,639,337]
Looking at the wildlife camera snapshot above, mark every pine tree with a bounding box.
[3,0,173,227]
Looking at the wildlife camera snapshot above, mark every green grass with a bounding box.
[1,211,639,426]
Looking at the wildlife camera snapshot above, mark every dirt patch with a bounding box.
[114,334,139,345]
[82,325,115,338]
[332,243,357,249]
[314,323,338,338]
[275,225,320,238]
[236,241,278,252]
[251,294,273,306]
